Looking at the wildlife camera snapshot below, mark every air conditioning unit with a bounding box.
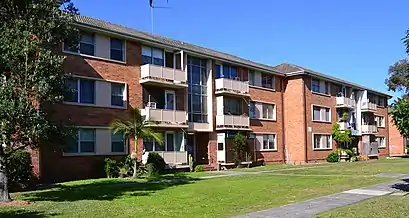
[147,102,157,109]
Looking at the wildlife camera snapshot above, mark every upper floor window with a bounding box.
[375,116,385,127]
[142,46,163,66]
[312,105,330,122]
[224,98,242,115]
[312,78,330,95]
[111,132,125,153]
[64,78,95,104]
[262,103,276,120]
[377,97,385,107]
[215,64,238,79]
[111,83,125,107]
[313,134,332,150]
[65,128,96,154]
[64,32,95,56]
[262,74,274,89]
[110,38,124,61]
[249,102,256,118]
[248,70,255,86]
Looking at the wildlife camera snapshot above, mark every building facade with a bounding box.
[32,16,392,182]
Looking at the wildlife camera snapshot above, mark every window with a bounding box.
[313,134,332,149]
[262,134,276,150]
[377,97,385,107]
[215,64,238,79]
[65,129,96,153]
[262,103,275,120]
[110,38,124,61]
[217,143,224,151]
[64,32,95,56]
[249,102,256,118]
[188,56,208,123]
[111,83,125,107]
[312,106,330,122]
[249,70,255,85]
[376,136,386,148]
[262,74,274,89]
[143,133,165,151]
[111,132,125,153]
[64,78,95,104]
[142,46,164,66]
[375,116,385,127]
[248,132,255,139]
[224,98,241,115]
[312,78,330,95]
[312,79,320,93]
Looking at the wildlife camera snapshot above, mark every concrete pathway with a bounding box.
[236,174,409,218]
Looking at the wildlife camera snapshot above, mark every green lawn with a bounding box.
[1,158,408,218]
[315,195,409,218]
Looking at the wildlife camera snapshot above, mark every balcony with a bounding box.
[361,124,378,134]
[335,97,355,109]
[140,108,188,128]
[361,102,377,112]
[216,115,250,130]
[337,122,348,131]
[215,78,249,97]
[139,64,188,88]
[154,151,188,165]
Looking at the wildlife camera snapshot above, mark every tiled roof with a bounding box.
[273,63,391,97]
[74,15,283,75]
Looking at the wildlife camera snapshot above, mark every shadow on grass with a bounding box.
[0,210,58,218]
[21,174,200,202]
[391,178,409,192]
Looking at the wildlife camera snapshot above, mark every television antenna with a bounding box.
[149,0,170,33]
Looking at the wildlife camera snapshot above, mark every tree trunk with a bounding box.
[132,160,138,178]
[132,136,138,178]
[0,149,11,202]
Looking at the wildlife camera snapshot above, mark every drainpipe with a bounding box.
[303,75,309,163]
[281,77,286,163]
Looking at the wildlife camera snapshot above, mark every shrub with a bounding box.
[121,155,137,177]
[104,158,119,178]
[327,152,339,163]
[194,165,205,172]
[146,152,166,175]
[145,163,160,178]
[232,133,248,165]
[6,149,33,189]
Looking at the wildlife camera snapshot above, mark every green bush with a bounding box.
[327,152,339,163]
[104,158,119,178]
[145,163,160,178]
[146,152,166,175]
[6,149,33,189]
[121,155,136,177]
[194,165,205,172]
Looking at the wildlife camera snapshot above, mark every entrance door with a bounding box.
[187,134,195,159]
[165,132,175,151]
[165,90,175,110]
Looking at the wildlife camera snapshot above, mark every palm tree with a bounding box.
[110,108,163,177]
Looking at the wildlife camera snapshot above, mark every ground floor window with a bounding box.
[143,132,184,152]
[313,134,332,149]
[111,132,125,153]
[262,134,276,151]
[376,136,386,148]
[65,128,96,153]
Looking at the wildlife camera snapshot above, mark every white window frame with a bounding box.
[165,90,176,110]
[261,73,275,90]
[262,103,276,120]
[311,105,331,122]
[142,45,164,66]
[375,116,385,128]
[376,136,386,148]
[312,133,332,150]
[165,131,177,152]
[249,101,256,119]
[111,82,126,107]
[261,134,277,151]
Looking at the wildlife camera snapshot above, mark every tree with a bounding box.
[332,123,353,148]
[0,0,78,201]
[389,98,409,138]
[232,133,247,166]
[110,108,163,177]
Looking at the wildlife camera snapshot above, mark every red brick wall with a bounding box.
[283,76,307,164]
[388,115,405,156]
[376,106,390,157]
[304,76,337,162]
[40,40,143,182]
[249,75,284,163]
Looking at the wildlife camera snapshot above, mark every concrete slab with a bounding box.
[342,189,392,196]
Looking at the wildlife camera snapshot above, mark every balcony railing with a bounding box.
[141,108,188,127]
[216,114,250,130]
[361,102,377,112]
[154,151,188,165]
[140,64,187,88]
[336,97,355,108]
[361,124,378,134]
[215,78,249,96]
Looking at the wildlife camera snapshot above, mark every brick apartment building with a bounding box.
[33,15,392,182]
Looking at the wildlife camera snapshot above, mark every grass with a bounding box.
[1,158,408,217]
[315,195,409,218]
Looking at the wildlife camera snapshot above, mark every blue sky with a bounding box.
[72,0,408,98]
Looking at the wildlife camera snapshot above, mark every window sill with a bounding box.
[63,50,127,65]
[249,85,276,92]
[377,126,386,129]
[313,148,333,151]
[63,101,127,110]
[312,91,331,97]
[251,118,277,122]
[312,120,332,124]
[259,149,278,152]
[379,146,387,149]
[63,152,126,156]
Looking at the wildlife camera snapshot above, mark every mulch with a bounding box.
[0,200,30,207]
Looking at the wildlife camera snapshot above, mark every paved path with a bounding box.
[236,174,409,218]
